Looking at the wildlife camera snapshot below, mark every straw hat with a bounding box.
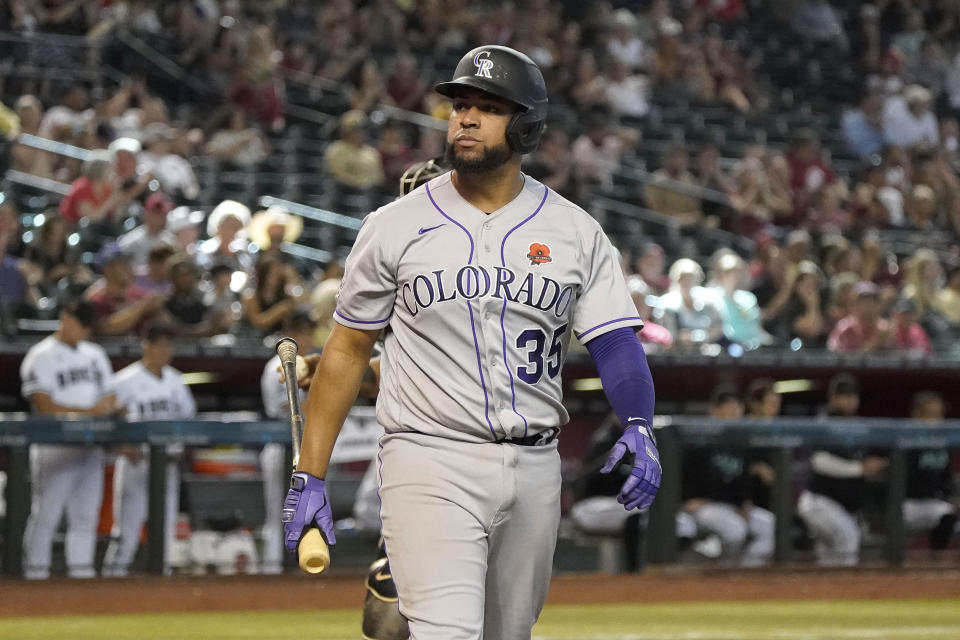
[206,200,251,237]
[247,205,303,249]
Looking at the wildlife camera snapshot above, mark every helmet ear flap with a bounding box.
[506,112,546,154]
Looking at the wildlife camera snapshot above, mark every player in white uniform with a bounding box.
[283,46,661,640]
[260,311,316,574]
[102,323,196,576]
[19,299,116,579]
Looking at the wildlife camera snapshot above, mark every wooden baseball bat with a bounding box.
[275,337,330,575]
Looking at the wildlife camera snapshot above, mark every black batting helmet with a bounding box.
[399,157,446,196]
[435,45,548,154]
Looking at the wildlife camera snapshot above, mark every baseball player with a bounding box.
[102,323,196,577]
[283,45,660,640]
[797,374,888,566]
[677,385,774,566]
[261,311,316,574]
[20,299,117,579]
[903,391,957,552]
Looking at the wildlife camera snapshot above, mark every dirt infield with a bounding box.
[2,568,958,617]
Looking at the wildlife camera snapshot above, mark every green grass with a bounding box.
[1,599,959,639]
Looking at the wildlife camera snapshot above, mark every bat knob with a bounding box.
[276,337,299,363]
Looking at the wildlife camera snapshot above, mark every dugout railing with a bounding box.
[1,415,959,576]
[646,416,960,566]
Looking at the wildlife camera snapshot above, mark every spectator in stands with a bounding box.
[571,109,632,193]
[657,258,724,348]
[134,243,175,295]
[763,259,826,348]
[851,4,883,73]
[58,151,112,225]
[701,26,752,113]
[891,10,928,65]
[310,274,341,348]
[229,24,285,131]
[351,59,390,113]
[205,108,270,168]
[323,110,385,191]
[907,38,950,100]
[246,206,303,263]
[933,264,960,326]
[204,262,239,333]
[163,254,228,337]
[197,200,253,274]
[786,129,837,217]
[789,0,848,51]
[377,121,416,186]
[108,136,143,186]
[842,91,888,159]
[901,248,942,319]
[710,252,771,351]
[890,297,933,356]
[603,59,650,119]
[0,204,34,333]
[808,182,854,234]
[649,17,686,92]
[85,242,165,336]
[645,144,705,228]
[695,142,738,226]
[139,124,200,202]
[626,276,673,353]
[606,9,646,71]
[883,85,939,148]
[117,192,176,269]
[166,206,204,256]
[904,391,957,555]
[386,53,427,113]
[731,149,793,232]
[523,129,575,199]
[905,183,939,231]
[22,214,88,294]
[11,95,53,178]
[38,83,89,140]
[634,242,670,295]
[568,51,609,111]
[798,374,887,566]
[241,255,305,336]
[828,281,893,352]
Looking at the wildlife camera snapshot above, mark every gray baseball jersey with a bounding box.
[335,172,641,442]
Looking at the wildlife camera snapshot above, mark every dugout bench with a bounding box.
[646,416,960,565]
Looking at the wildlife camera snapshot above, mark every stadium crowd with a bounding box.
[1,1,960,359]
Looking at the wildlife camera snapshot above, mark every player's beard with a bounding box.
[444,140,513,174]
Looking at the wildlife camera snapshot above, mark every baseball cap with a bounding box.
[167,206,205,233]
[108,137,142,156]
[144,322,178,342]
[60,298,96,328]
[340,109,368,132]
[95,241,129,270]
[854,281,879,299]
[145,192,174,214]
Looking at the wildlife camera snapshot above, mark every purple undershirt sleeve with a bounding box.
[584,327,656,428]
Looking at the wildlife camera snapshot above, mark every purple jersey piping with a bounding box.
[575,316,645,341]
[499,185,549,437]
[425,182,496,438]
[334,309,391,325]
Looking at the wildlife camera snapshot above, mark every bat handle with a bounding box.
[298,528,330,574]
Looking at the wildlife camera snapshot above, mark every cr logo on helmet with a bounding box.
[527,243,552,265]
[473,51,494,78]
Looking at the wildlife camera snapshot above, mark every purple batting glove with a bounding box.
[282,471,336,551]
[599,419,662,511]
